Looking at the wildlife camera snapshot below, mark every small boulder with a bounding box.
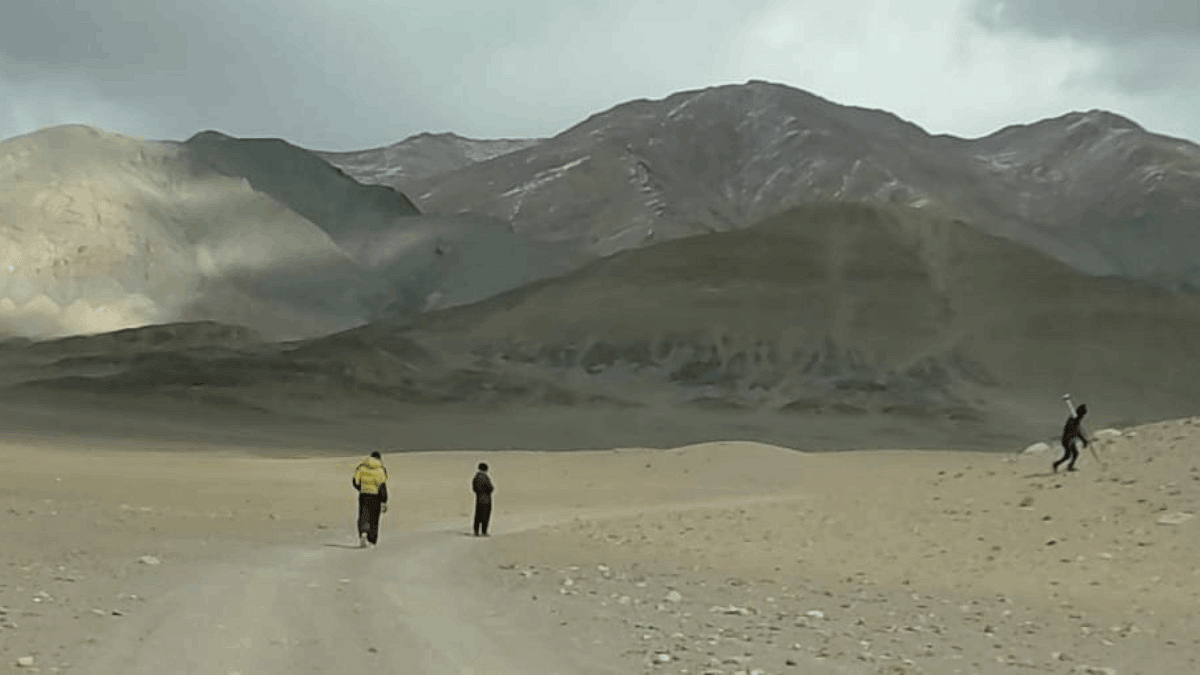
[16,656,35,667]
[1022,442,1052,455]
[138,556,161,566]
[710,604,752,615]
[1157,512,1195,526]
[1073,666,1117,675]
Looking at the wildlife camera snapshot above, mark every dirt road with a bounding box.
[70,527,614,674]
[68,496,818,675]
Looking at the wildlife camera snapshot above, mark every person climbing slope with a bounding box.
[1055,400,1090,473]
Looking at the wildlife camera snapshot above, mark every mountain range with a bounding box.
[324,80,1200,290]
[2,80,1198,450]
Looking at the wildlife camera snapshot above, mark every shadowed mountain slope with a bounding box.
[317,132,543,194]
[181,130,421,242]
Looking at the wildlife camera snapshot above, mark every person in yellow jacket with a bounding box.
[351,451,389,548]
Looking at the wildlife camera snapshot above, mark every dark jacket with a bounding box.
[472,471,493,504]
[1062,414,1088,448]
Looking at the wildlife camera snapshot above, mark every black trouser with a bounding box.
[473,499,492,536]
[1054,439,1080,472]
[358,493,383,544]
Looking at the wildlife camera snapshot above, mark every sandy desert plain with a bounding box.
[1,401,1198,675]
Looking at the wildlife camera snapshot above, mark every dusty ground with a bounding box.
[1,418,1197,674]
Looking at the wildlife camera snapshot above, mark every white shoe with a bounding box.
[359,533,368,548]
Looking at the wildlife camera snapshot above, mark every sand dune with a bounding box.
[2,417,1197,673]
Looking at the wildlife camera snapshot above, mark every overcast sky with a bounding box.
[2,0,1198,151]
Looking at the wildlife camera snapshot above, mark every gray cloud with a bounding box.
[0,0,763,150]
[971,0,1200,43]
[971,0,1200,100]
[0,0,188,74]
[1,0,1199,150]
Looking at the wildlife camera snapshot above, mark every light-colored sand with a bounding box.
[1,423,1197,674]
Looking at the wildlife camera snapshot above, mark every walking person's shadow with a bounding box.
[1022,471,1072,479]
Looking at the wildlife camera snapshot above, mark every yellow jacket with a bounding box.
[352,456,388,500]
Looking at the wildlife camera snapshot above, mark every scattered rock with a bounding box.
[710,604,752,615]
[16,656,35,667]
[1074,667,1117,675]
[654,653,672,663]
[665,590,683,603]
[1157,512,1194,526]
[138,556,161,566]
[806,610,826,620]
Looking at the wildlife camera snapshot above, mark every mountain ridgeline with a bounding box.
[4,81,1200,449]
[327,80,1200,291]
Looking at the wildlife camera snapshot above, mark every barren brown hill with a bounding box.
[411,202,1200,434]
[0,125,363,340]
[2,203,1195,452]
[0,126,578,340]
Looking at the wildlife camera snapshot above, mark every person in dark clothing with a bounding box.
[352,451,389,547]
[472,462,494,536]
[1054,404,1089,473]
